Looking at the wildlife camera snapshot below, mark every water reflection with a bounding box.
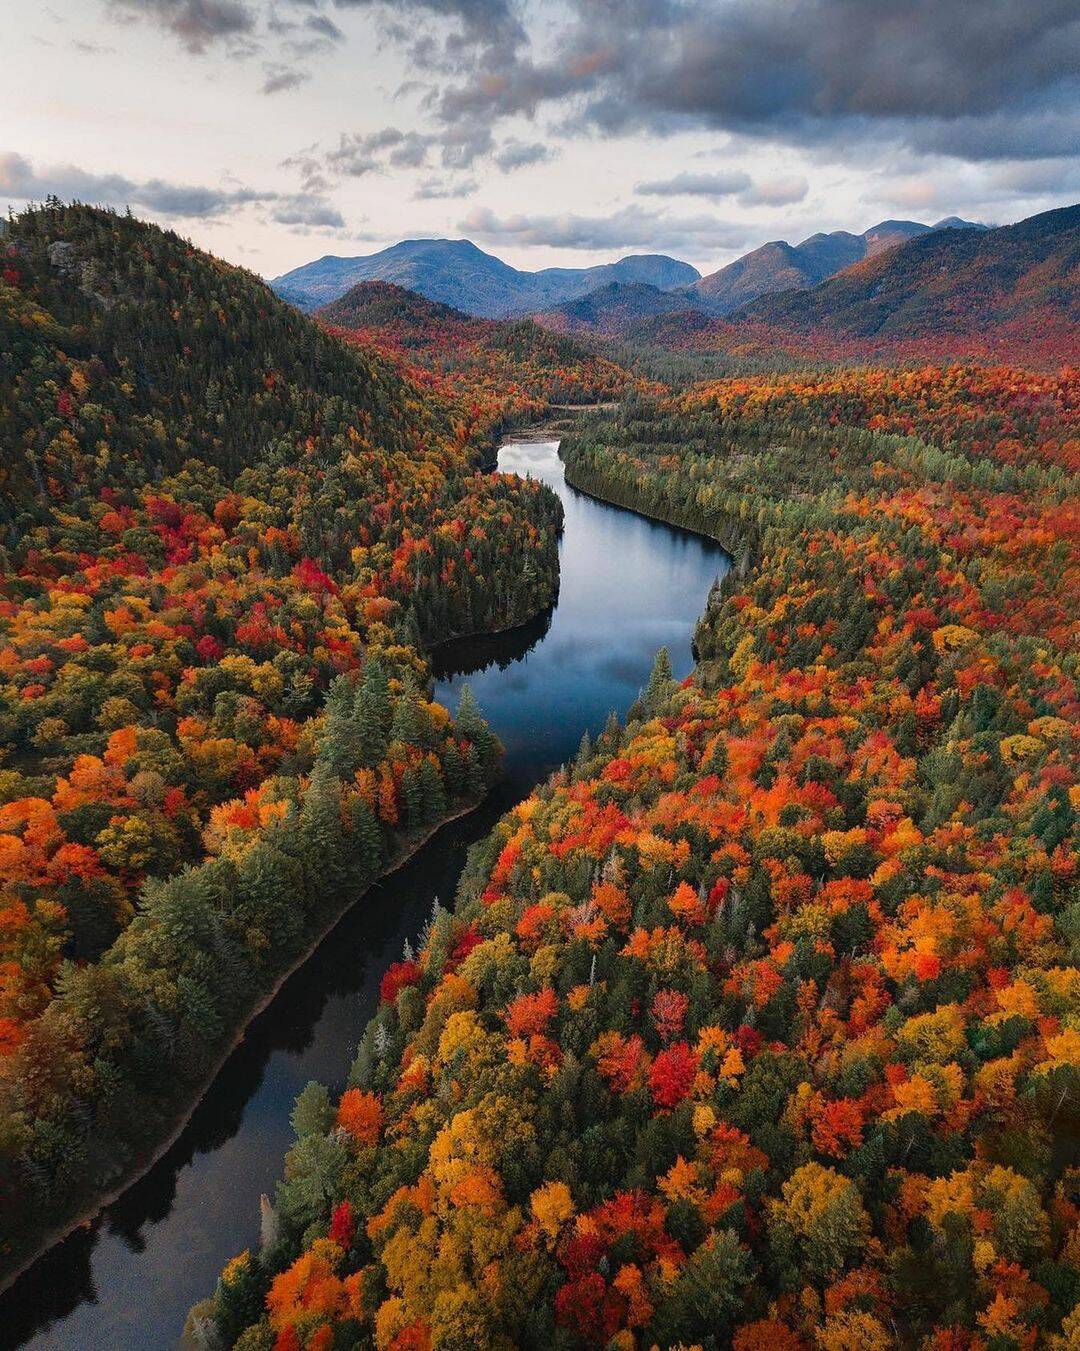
[2,438,728,1349]
[433,441,726,795]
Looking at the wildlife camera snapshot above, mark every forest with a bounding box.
[192,362,1078,1348]
[1,200,1076,1350]
[0,203,564,1280]
[317,281,643,440]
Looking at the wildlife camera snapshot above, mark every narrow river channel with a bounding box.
[2,436,729,1349]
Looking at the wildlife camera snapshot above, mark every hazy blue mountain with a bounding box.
[533,281,711,336]
[271,238,700,317]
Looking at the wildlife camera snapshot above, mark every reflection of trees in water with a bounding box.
[429,602,555,682]
[4,439,728,1349]
[1,806,501,1349]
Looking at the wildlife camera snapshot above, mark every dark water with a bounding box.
[1,438,728,1349]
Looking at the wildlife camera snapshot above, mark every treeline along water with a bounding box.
[1,437,728,1349]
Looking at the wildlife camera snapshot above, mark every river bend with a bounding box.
[2,436,729,1349]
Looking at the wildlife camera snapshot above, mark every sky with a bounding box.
[4,0,1079,279]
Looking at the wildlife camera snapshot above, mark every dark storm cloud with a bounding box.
[107,0,256,53]
[391,0,1080,165]
[915,109,1080,162]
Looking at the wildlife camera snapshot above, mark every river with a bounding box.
[1,436,729,1349]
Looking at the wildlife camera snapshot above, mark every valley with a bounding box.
[0,436,728,1348]
[0,194,1076,1351]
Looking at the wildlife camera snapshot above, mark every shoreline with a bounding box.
[560,456,742,559]
[0,799,480,1299]
[2,424,707,1304]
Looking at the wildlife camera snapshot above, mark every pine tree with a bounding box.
[390,678,424,747]
[401,766,423,826]
[642,646,674,714]
[418,758,447,823]
[355,659,391,768]
[318,675,362,779]
[297,761,346,899]
[348,796,383,879]
[455,684,500,778]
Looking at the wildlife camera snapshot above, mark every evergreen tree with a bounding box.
[417,759,447,823]
[319,675,362,779]
[355,660,391,769]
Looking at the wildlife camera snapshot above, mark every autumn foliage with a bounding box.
[0,202,562,1275]
[200,362,1078,1347]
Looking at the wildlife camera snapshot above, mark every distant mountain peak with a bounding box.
[271,240,698,317]
[692,214,986,314]
[932,215,989,231]
[733,202,1079,359]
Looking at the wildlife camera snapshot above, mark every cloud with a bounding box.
[460,203,748,253]
[493,139,553,171]
[637,171,752,199]
[318,119,495,177]
[364,0,1080,170]
[261,64,309,94]
[271,197,346,228]
[107,0,255,53]
[879,154,1079,216]
[637,169,808,208]
[738,174,809,207]
[989,158,1080,195]
[105,0,341,89]
[335,0,525,62]
[305,14,343,43]
[0,150,348,232]
[414,176,477,200]
[0,151,267,217]
[327,127,433,175]
[912,108,1080,162]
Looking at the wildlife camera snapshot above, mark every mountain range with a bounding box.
[739,203,1079,347]
[271,216,984,322]
[689,216,984,313]
[272,240,699,318]
[482,204,1079,369]
[272,205,1078,366]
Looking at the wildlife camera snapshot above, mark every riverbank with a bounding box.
[0,798,481,1298]
[2,435,731,1347]
[560,453,748,567]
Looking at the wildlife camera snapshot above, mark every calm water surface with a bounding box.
[2,438,728,1349]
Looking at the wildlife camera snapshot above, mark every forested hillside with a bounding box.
[579,207,1078,370]
[0,204,561,1280]
[689,218,984,315]
[318,281,638,438]
[533,281,710,339]
[194,364,1078,1347]
[734,206,1080,364]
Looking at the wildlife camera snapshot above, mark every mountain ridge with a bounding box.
[691,216,985,313]
[272,239,700,318]
[734,203,1078,348]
